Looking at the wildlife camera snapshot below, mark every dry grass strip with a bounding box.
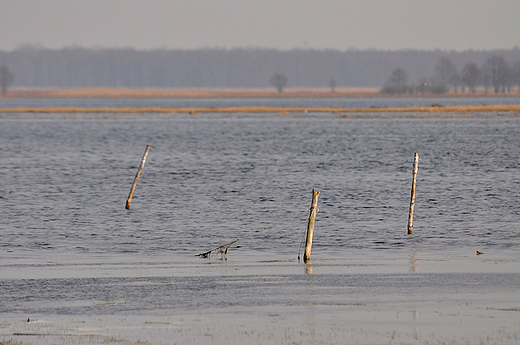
[6,87,518,99]
[1,104,519,115]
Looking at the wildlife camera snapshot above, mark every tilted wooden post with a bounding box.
[407,152,419,234]
[126,145,150,209]
[303,189,320,263]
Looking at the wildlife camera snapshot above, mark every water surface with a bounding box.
[1,109,519,344]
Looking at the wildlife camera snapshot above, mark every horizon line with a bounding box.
[2,44,519,54]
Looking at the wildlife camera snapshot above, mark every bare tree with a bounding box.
[0,65,14,96]
[381,68,409,94]
[462,62,481,94]
[504,64,515,93]
[483,55,510,94]
[270,73,288,93]
[434,57,457,91]
[482,72,491,95]
[329,78,337,93]
[513,60,520,91]
[389,68,408,86]
[450,72,462,94]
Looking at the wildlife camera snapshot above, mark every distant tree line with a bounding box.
[381,55,520,95]
[0,65,14,95]
[0,46,519,90]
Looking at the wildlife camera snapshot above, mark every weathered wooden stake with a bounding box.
[303,189,320,263]
[407,152,419,234]
[125,145,150,209]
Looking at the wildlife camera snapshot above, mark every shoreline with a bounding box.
[3,87,520,99]
[2,249,519,345]
[1,104,520,115]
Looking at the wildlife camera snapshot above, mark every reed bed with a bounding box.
[2,104,520,115]
[7,87,518,99]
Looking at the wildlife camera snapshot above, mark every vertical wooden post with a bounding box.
[303,189,320,263]
[126,145,150,209]
[407,152,419,234]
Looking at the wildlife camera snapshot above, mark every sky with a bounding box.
[1,0,519,52]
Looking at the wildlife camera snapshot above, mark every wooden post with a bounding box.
[303,189,320,263]
[407,152,419,234]
[125,145,150,209]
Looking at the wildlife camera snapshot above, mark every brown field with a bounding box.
[5,87,380,99]
[4,87,519,99]
[2,104,520,116]
[2,87,519,116]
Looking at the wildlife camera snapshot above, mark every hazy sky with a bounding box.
[1,0,519,51]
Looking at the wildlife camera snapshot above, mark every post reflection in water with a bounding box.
[304,266,317,344]
[307,304,317,344]
[409,247,420,339]
[410,250,418,273]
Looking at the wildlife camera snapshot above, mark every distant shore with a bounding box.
[3,87,520,99]
[1,104,520,115]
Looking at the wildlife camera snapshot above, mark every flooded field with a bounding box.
[1,105,520,344]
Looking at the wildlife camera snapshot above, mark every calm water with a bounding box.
[1,111,519,255]
[1,95,520,109]
[1,103,520,344]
